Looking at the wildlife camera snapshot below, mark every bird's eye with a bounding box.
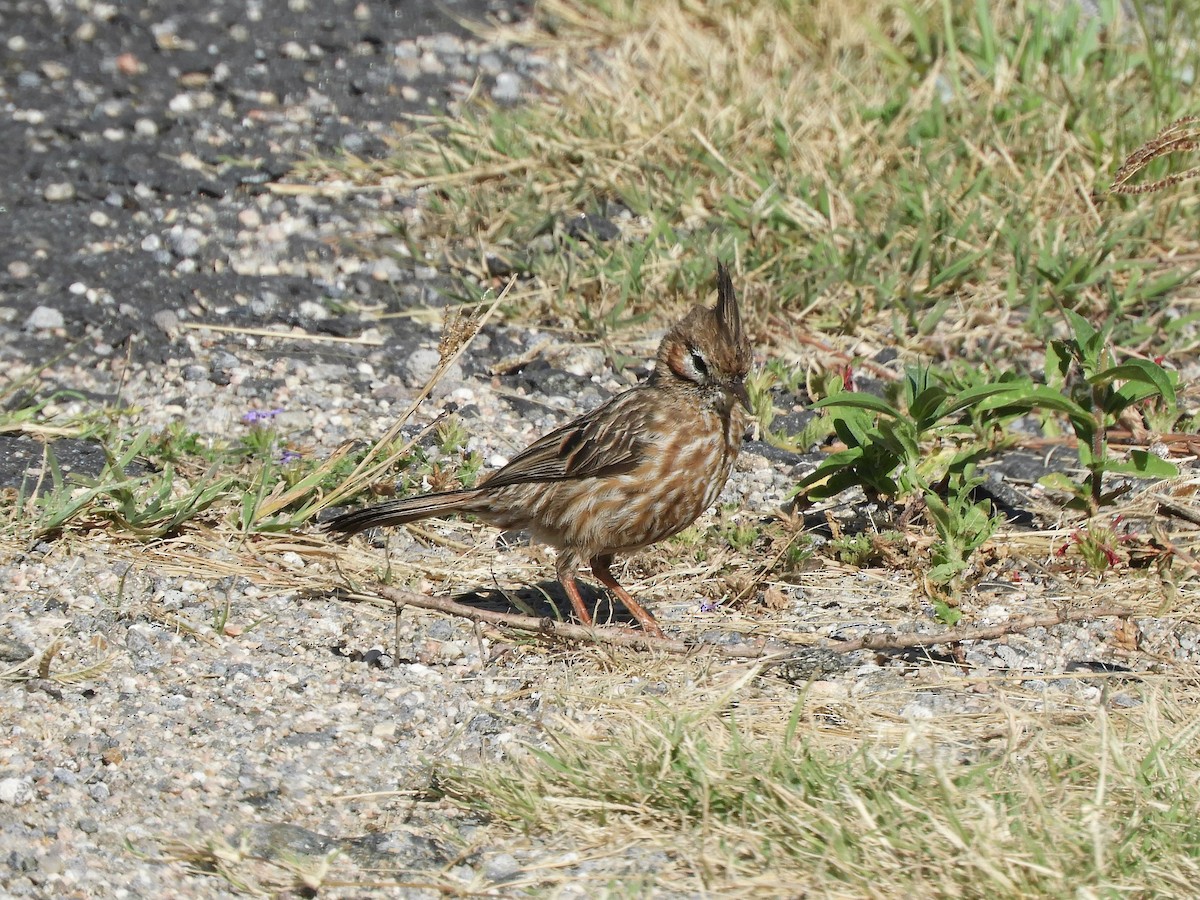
[689,348,709,378]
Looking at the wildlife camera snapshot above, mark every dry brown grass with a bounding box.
[440,649,1200,896]
[297,0,1200,367]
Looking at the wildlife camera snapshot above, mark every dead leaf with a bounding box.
[761,585,789,611]
[1112,618,1139,652]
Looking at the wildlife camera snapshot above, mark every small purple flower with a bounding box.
[242,408,284,425]
[278,448,302,465]
[699,599,720,613]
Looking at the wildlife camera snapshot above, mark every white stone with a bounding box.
[493,71,522,102]
[23,305,64,330]
[0,777,33,806]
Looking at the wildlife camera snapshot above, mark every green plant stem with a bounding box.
[1091,380,1106,515]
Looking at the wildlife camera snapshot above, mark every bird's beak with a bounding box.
[731,380,752,413]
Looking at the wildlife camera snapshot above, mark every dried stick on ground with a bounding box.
[819,605,1137,654]
[366,584,779,658]
[358,584,1139,663]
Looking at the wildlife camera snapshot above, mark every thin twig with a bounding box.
[365,584,781,658]
[178,322,384,344]
[357,583,1138,661]
[824,606,1136,654]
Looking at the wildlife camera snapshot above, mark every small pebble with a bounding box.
[168,226,205,258]
[43,182,75,202]
[23,306,65,331]
[402,347,462,396]
[152,309,180,335]
[492,72,522,102]
[0,778,33,807]
[484,852,521,882]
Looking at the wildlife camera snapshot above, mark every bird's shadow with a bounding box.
[455,579,641,629]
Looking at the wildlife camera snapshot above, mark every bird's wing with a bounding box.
[479,393,648,489]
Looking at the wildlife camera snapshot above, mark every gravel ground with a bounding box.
[2,1,1199,897]
[1,0,535,359]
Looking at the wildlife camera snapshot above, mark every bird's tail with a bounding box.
[324,489,481,539]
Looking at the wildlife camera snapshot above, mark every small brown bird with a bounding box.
[327,262,753,637]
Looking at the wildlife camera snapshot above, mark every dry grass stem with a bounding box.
[318,276,515,511]
[177,322,385,344]
[824,604,1138,653]
[1108,116,1200,197]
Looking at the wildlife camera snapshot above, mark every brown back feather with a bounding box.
[479,392,648,489]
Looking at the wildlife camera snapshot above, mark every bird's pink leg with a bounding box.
[559,576,594,627]
[591,554,665,638]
